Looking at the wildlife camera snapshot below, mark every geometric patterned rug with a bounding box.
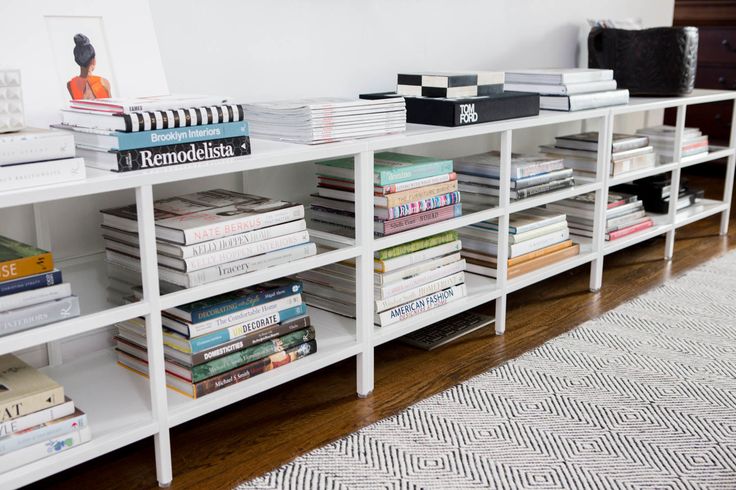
[237,251,736,489]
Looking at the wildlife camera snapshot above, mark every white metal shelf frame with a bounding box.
[1,89,735,489]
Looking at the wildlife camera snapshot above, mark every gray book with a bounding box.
[0,296,80,337]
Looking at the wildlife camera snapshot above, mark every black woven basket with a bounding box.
[588,26,699,96]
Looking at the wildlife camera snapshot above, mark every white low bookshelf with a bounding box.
[0,89,734,488]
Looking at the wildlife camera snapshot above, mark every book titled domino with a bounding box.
[77,135,251,172]
[376,283,467,326]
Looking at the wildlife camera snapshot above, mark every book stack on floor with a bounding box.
[613,176,704,214]
[115,279,316,399]
[296,232,466,327]
[0,128,85,191]
[0,354,91,472]
[459,208,579,279]
[242,97,406,144]
[635,125,709,162]
[545,192,654,241]
[504,68,629,111]
[55,95,250,172]
[360,71,541,127]
[310,152,461,237]
[1,236,79,337]
[541,132,655,177]
[454,151,574,202]
[101,189,314,292]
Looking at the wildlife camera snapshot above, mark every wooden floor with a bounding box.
[29,171,736,490]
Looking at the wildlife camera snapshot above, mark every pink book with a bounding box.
[378,203,462,236]
[606,219,654,241]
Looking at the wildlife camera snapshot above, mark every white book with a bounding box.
[375,259,467,299]
[102,220,307,259]
[462,221,569,245]
[374,240,463,273]
[504,79,617,95]
[69,94,229,114]
[106,242,317,288]
[465,262,497,278]
[0,128,75,166]
[375,271,465,312]
[0,283,71,312]
[376,284,466,326]
[377,252,462,286]
[0,157,86,192]
[0,398,75,438]
[0,425,91,473]
[505,68,614,85]
[0,408,87,455]
[540,90,630,111]
[0,296,80,337]
[461,229,570,258]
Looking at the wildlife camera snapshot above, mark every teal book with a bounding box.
[190,327,315,382]
[316,152,453,186]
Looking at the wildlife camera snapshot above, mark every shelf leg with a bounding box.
[354,151,375,397]
[136,185,173,487]
[665,106,687,260]
[589,259,603,292]
[720,99,736,236]
[589,113,612,291]
[494,295,507,335]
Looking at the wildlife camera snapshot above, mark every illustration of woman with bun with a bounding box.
[67,33,111,100]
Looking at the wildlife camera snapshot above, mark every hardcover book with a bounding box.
[376,284,466,326]
[0,236,53,283]
[0,355,64,422]
[0,408,87,455]
[316,152,454,186]
[0,128,75,166]
[0,397,74,438]
[0,157,87,191]
[375,231,459,260]
[0,425,92,473]
[69,94,230,114]
[0,270,63,298]
[0,296,80,337]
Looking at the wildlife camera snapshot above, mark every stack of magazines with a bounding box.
[635,125,709,162]
[101,189,314,292]
[56,94,250,172]
[0,354,91,472]
[1,236,79,338]
[243,97,406,144]
[115,279,316,398]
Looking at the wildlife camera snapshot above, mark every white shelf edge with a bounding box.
[602,223,671,256]
[505,250,597,294]
[680,147,735,169]
[674,199,729,228]
[0,301,150,356]
[507,182,601,215]
[608,162,678,186]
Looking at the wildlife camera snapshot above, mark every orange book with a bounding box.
[507,243,580,279]
[0,236,53,282]
[508,240,574,267]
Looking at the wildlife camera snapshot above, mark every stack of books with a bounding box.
[242,97,406,144]
[635,125,709,162]
[460,208,579,279]
[55,95,250,172]
[504,68,629,111]
[1,236,79,337]
[454,151,574,201]
[0,128,85,191]
[296,232,467,327]
[541,132,655,177]
[101,189,314,290]
[613,176,704,213]
[310,152,461,237]
[115,280,315,398]
[0,354,91,472]
[396,72,504,98]
[545,192,654,241]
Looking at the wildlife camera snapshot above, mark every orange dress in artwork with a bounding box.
[68,75,110,100]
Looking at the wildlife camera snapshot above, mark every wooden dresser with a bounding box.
[666,0,736,146]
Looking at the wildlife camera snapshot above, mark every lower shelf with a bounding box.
[603,214,670,256]
[3,350,157,489]
[675,199,729,228]
[167,306,360,426]
[372,272,500,346]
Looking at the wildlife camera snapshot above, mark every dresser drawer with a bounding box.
[696,65,736,89]
[698,27,736,64]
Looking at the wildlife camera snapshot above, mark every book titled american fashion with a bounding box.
[375,271,466,312]
[0,355,64,422]
[376,284,466,326]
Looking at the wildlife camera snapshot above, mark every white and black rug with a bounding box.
[238,252,736,489]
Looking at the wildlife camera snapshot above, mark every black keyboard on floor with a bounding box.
[401,311,495,350]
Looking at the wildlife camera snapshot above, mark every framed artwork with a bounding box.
[0,0,168,126]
